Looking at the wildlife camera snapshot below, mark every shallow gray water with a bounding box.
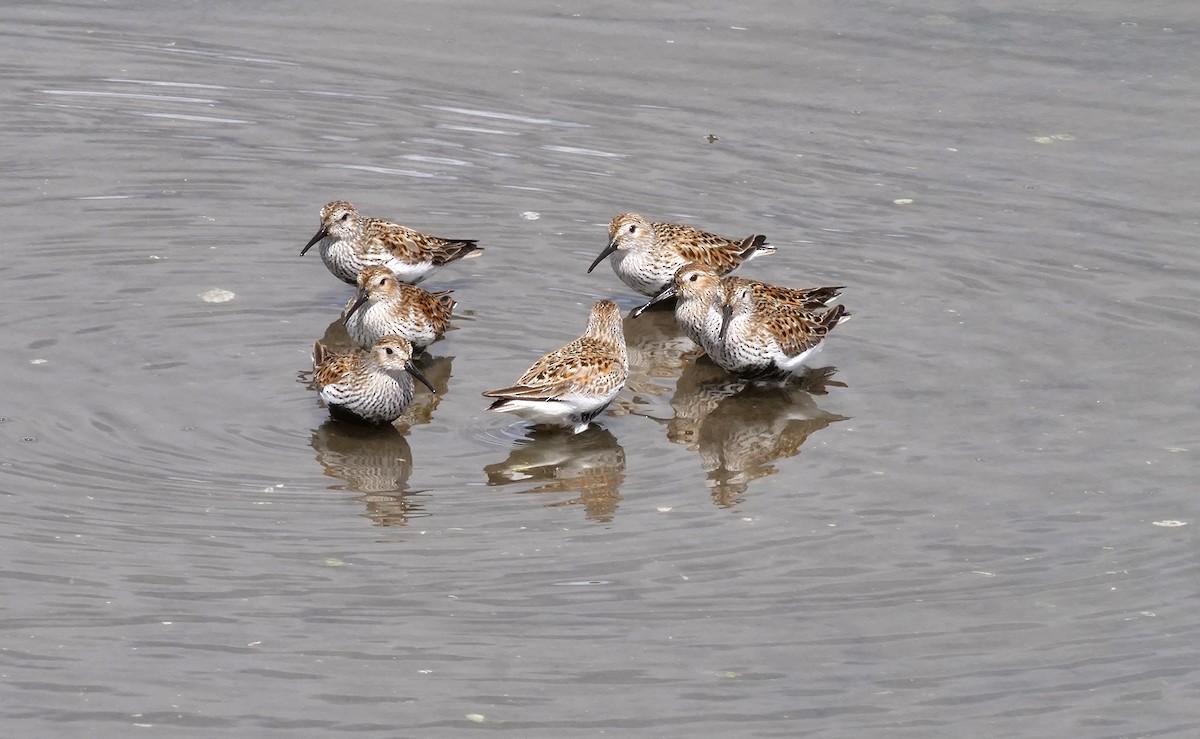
[3,1,1199,736]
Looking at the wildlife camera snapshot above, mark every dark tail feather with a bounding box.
[803,286,844,308]
[738,234,772,258]
[435,239,483,264]
[817,304,850,332]
[312,340,331,370]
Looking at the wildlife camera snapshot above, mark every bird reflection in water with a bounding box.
[484,426,626,522]
[309,421,419,525]
[668,358,848,507]
[611,303,700,418]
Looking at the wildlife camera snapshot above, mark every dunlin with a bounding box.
[661,263,844,358]
[343,265,455,352]
[483,300,628,434]
[717,281,850,380]
[312,335,436,425]
[301,200,482,285]
[586,212,775,299]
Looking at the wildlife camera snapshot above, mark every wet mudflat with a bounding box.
[2,1,1198,736]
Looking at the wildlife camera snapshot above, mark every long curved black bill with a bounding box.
[719,301,734,342]
[406,361,437,394]
[630,283,676,318]
[586,241,617,273]
[343,293,370,325]
[300,227,328,255]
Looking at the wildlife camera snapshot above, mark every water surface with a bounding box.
[2,1,1199,736]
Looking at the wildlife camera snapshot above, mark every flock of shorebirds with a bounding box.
[302,200,851,433]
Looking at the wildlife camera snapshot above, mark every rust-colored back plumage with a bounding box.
[312,341,360,387]
[362,218,480,265]
[312,340,334,375]
[483,336,626,401]
[723,276,844,311]
[649,220,773,274]
[765,303,849,357]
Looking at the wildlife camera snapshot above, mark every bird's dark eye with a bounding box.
[688,273,698,282]
[385,347,394,355]
[628,224,636,233]
[339,213,350,222]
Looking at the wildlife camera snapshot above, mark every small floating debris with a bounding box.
[200,288,235,303]
[1034,133,1075,144]
[30,358,47,365]
[706,133,719,143]
[465,714,486,724]
[893,198,913,205]
[520,211,540,220]
[1152,520,1187,528]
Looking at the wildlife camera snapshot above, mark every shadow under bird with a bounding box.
[301,199,482,285]
[586,212,775,310]
[312,335,437,425]
[482,300,628,434]
[656,262,849,380]
[343,265,455,352]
